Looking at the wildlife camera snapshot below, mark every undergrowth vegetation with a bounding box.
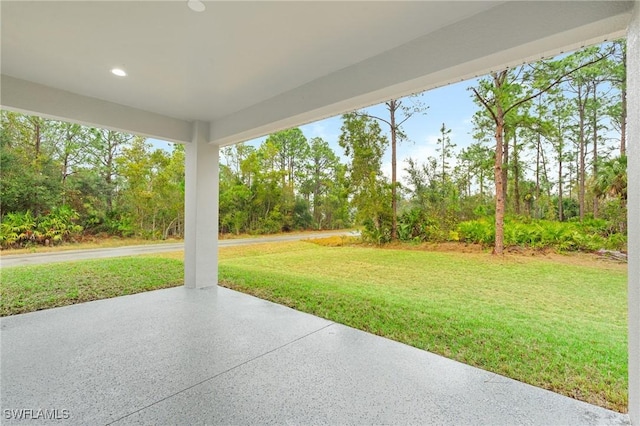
[0,206,83,249]
[362,209,627,253]
[457,217,627,251]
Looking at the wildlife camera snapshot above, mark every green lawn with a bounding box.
[0,257,183,315]
[218,241,628,412]
[0,241,628,412]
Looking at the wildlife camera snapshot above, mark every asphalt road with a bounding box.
[0,231,355,268]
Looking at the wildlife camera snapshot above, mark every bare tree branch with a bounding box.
[354,112,392,128]
[504,50,612,116]
[471,87,499,126]
[397,114,414,127]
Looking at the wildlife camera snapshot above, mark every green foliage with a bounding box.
[396,208,447,243]
[600,198,627,234]
[457,218,495,245]
[36,206,83,243]
[339,113,390,228]
[0,207,83,248]
[0,210,37,246]
[362,216,391,244]
[0,140,63,216]
[457,217,626,251]
[218,135,350,235]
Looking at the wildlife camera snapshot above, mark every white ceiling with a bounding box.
[0,1,635,145]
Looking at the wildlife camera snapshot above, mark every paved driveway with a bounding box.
[0,231,355,268]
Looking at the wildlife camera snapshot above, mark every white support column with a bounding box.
[628,2,640,423]
[184,121,219,289]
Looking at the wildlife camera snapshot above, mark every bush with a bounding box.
[456,217,626,252]
[361,218,392,244]
[457,219,494,245]
[0,207,83,249]
[36,206,83,243]
[0,210,37,247]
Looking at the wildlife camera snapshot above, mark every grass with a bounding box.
[0,240,628,412]
[218,241,628,412]
[0,257,183,315]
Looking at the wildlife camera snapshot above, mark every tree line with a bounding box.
[1,118,185,244]
[0,41,627,252]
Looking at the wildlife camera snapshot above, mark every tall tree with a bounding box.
[459,142,494,199]
[562,46,612,220]
[49,121,89,204]
[264,128,309,191]
[0,111,61,215]
[471,70,519,254]
[607,40,627,156]
[339,113,390,238]
[355,98,426,240]
[436,123,456,188]
[471,51,610,254]
[543,90,574,221]
[88,128,133,211]
[302,137,339,228]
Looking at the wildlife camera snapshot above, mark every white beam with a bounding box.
[0,75,192,144]
[210,1,632,146]
[184,121,219,289]
[627,2,640,423]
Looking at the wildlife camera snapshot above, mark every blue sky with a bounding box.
[242,78,482,184]
[151,77,482,185]
[297,80,480,183]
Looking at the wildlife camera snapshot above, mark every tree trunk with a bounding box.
[568,159,573,199]
[540,147,552,199]
[513,132,520,215]
[536,132,541,201]
[621,47,627,156]
[105,132,115,212]
[558,156,564,221]
[592,85,599,218]
[494,107,505,255]
[33,118,41,158]
[389,101,398,241]
[578,87,586,221]
[502,132,509,211]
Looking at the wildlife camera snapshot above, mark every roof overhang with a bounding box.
[0,1,634,145]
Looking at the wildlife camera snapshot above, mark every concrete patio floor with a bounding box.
[0,286,630,425]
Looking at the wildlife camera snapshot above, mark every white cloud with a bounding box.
[301,117,341,144]
[303,122,329,140]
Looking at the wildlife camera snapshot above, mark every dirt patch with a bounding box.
[528,251,627,270]
[308,236,361,247]
[358,240,627,271]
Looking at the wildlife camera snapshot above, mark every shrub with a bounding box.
[0,210,37,247]
[362,218,392,244]
[456,217,626,252]
[457,219,494,245]
[0,207,83,249]
[36,206,83,243]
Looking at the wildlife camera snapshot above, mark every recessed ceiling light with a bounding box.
[111,68,127,77]
[187,0,205,12]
